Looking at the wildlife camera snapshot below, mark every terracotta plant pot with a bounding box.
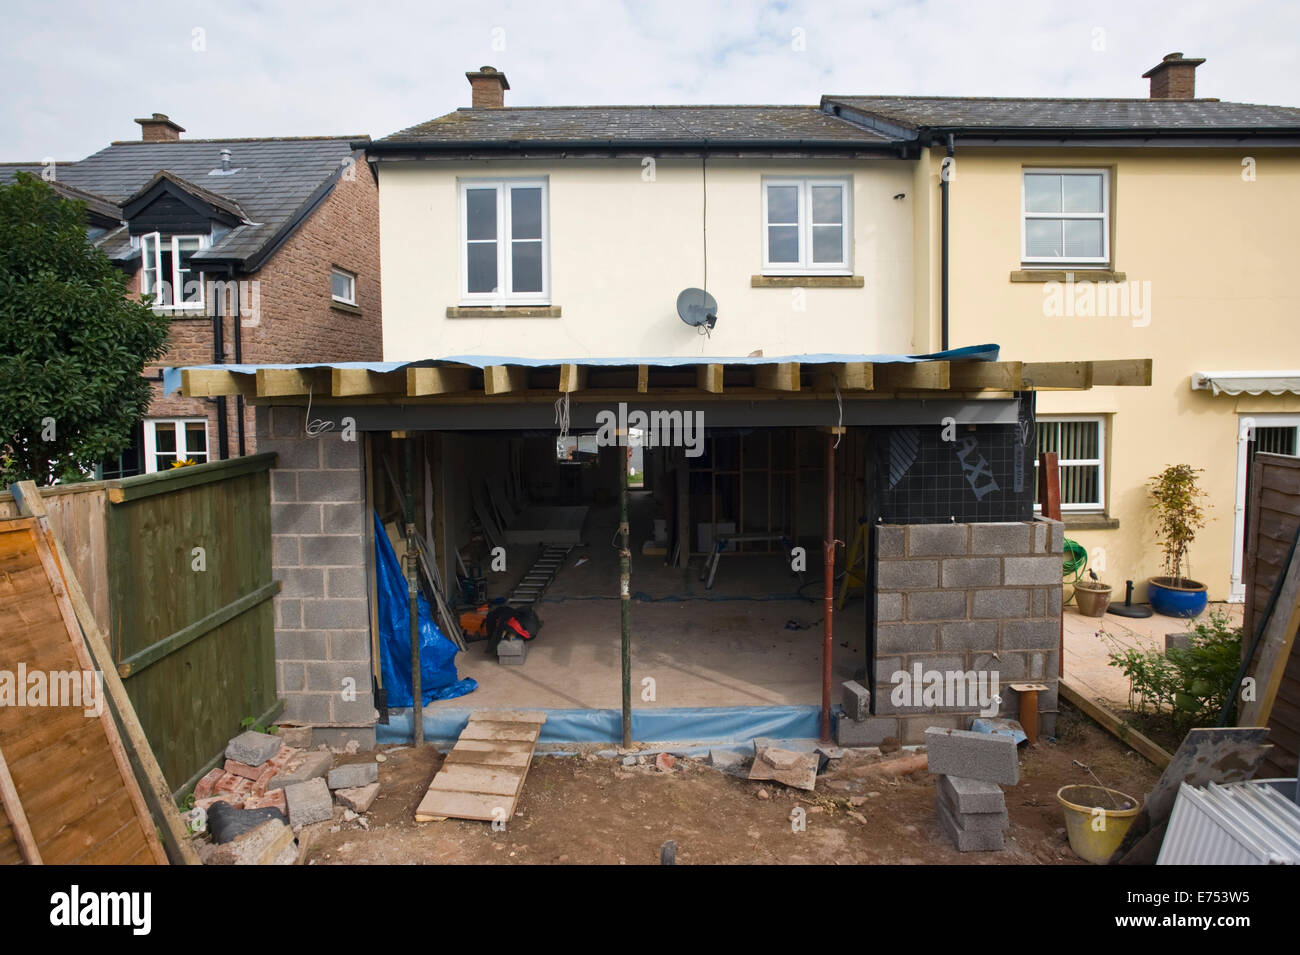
[1073,581,1112,617]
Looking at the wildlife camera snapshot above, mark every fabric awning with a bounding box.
[1192,371,1300,397]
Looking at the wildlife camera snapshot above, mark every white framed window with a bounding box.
[459,178,549,305]
[330,267,356,305]
[1034,416,1105,511]
[1021,169,1109,266]
[761,177,851,274]
[143,418,209,473]
[140,232,208,308]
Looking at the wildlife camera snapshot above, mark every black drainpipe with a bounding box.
[231,268,246,456]
[211,275,230,461]
[940,133,954,352]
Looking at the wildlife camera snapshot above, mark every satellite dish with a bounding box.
[676,288,718,330]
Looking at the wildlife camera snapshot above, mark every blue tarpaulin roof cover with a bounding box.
[162,344,1000,395]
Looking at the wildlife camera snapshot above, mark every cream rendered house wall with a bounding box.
[938,146,1300,601]
[377,157,916,361]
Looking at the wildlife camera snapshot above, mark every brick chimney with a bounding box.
[134,112,185,142]
[467,66,509,109]
[1142,52,1205,100]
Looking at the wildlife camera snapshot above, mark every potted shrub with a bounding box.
[1147,464,1209,618]
[1073,571,1112,617]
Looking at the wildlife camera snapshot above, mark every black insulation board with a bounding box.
[865,392,1037,525]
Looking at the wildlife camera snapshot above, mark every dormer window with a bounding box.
[141,232,208,309]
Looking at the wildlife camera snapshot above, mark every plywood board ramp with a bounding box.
[415,713,545,823]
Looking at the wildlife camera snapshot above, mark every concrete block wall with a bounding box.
[257,405,376,748]
[870,518,1064,744]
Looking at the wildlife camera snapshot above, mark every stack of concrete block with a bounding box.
[925,726,1019,852]
[193,728,332,816]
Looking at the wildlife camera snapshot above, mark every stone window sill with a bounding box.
[1060,513,1120,531]
[1010,269,1126,283]
[330,301,362,316]
[446,305,562,318]
[751,275,864,288]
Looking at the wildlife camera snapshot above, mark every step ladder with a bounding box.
[505,544,572,608]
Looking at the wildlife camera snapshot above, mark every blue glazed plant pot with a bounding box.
[1147,577,1209,618]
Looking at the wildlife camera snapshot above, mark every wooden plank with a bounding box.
[1090,358,1152,387]
[106,452,277,504]
[428,764,525,797]
[180,369,257,398]
[255,367,331,397]
[873,361,950,391]
[558,364,588,394]
[637,365,650,394]
[469,709,547,724]
[948,360,1024,391]
[812,362,872,392]
[696,364,723,394]
[459,721,544,742]
[444,747,534,768]
[451,738,536,754]
[407,366,471,396]
[1239,540,1300,726]
[116,580,281,677]
[754,362,800,392]
[331,367,406,397]
[1022,361,1094,390]
[484,365,530,396]
[0,745,41,864]
[1059,680,1172,768]
[416,789,514,822]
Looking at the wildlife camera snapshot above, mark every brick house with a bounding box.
[2,113,381,475]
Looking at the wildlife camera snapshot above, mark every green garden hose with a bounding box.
[1062,538,1088,605]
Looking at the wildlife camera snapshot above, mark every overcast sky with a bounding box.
[3,0,1297,161]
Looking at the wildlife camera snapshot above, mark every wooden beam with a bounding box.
[812,362,873,392]
[180,369,257,398]
[696,364,724,394]
[255,367,331,397]
[407,366,471,396]
[1239,542,1300,727]
[331,368,407,397]
[949,360,1024,391]
[637,365,650,394]
[484,365,530,396]
[0,745,41,864]
[873,361,950,391]
[754,362,801,392]
[558,364,588,394]
[1090,358,1153,387]
[1060,680,1172,768]
[1022,362,1094,390]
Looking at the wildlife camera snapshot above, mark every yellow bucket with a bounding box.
[1056,784,1140,864]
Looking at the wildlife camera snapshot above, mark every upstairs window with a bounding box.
[1022,169,1109,265]
[762,178,851,274]
[460,179,549,304]
[331,267,356,305]
[141,232,207,308]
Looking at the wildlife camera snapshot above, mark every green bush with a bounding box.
[1103,610,1241,730]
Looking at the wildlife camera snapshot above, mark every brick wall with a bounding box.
[845,518,1064,746]
[132,161,382,466]
[256,405,376,749]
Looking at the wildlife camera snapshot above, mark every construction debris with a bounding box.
[226,730,284,766]
[328,761,379,790]
[285,778,333,829]
[748,746,819,791]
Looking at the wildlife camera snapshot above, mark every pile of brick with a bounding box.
[925,726,1019,852]
[190,727,382,864]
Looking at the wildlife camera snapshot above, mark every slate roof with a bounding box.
[822,96,1300,133]
[2,138,366,267]
[371,106,902,149]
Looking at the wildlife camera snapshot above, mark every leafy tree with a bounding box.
[1148,463,1208,585]
[0,173,169,485]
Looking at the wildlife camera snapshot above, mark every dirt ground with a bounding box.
[300,702,1161,865]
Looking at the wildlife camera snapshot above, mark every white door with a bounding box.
[1231,413,1300,601]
